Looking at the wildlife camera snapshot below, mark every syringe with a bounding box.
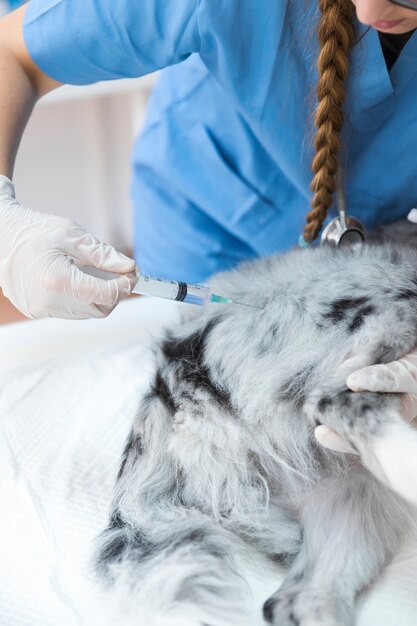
[133,274,232,306]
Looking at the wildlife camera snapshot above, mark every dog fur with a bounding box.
[93,222,417,626]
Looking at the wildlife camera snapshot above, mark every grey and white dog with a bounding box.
[94,222,417,626]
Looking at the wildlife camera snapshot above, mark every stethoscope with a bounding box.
[320,170,366,247]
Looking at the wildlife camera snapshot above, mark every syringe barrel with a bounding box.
[133,274,179,299]
[133,274,210,305]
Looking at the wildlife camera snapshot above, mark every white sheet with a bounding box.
[0,297,416,626]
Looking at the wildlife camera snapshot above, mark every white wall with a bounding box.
[13,77,155,255]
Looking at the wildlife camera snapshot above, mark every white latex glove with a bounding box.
[314,353,417,454]
[346,353,417,420]
[0,175,137,319]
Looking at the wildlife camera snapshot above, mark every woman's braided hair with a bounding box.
[303,0,357,243]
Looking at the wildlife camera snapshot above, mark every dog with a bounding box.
[94,221,417,626]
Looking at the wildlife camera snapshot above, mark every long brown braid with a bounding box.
[303,0,357,243]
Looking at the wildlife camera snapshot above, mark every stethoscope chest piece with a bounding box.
[320,169,366,248]
[320,215,366,248]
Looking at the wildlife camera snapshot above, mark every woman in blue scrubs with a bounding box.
[18,0,417,284]
[0,0,416,304]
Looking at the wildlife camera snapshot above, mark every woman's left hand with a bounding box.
[314,351,417,453]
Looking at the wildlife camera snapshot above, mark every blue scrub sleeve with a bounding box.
[23,0,201,85]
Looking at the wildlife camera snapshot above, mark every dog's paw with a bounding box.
[305,388,417,505]
[263,586,298,625]
[305,387,401,446]
[263,586,352,626]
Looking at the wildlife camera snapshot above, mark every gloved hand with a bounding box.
[0,175,137,319]
[315,352,417,454]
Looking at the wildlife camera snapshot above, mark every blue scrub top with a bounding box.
[23,0,417,282]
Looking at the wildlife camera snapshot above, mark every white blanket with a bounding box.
[0,298,416,626]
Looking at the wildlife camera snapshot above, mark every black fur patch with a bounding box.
[98,525,220,577]
[97,527,156,575]
[270,324,280,338]
[317,396,333,412]
[161,320,231,408]
[149,369,177,413]
[98,532,128,569]
[263,597,276,622]
[169,528,214,555]
[131,530,156,559]
[394,289,417,301]
[347,304,376,333]
[322,297,370,324]
[109,510,125,529]
[268,551,298,568]
[117,429,144,480]
[340,389,355,407]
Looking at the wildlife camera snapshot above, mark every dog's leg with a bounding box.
[94,504,255,626]
[306,386,417,506]
[263,469,411,626]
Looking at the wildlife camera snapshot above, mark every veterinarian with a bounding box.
[0,0,417,441]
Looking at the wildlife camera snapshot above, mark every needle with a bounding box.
[232,300,264,310]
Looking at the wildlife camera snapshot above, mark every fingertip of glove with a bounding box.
[314,425,357,454]
[407,208,417,224]
[314,424,329,442]
[115,258,137,273]
[345,372,366,392]
[101,251,136,273]
[347,368,396,393]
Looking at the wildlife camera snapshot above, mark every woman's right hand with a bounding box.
[0,175,137,319]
